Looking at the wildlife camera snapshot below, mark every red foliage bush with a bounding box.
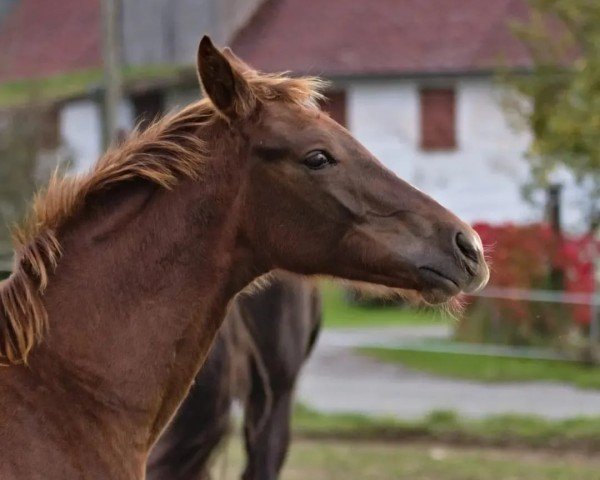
[473,222,597,326]
[473,223,554,323]
[558,232,597,325]
[457,223,597,345]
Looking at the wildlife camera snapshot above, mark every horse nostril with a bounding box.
[455,232,479,265]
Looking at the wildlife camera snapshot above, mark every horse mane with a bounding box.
[0,72,326,365]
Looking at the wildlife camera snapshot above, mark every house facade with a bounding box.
[0,0,588,233]
[338,76,534,226]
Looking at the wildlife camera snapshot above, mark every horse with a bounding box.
[0,36,488,479]
[147,272,321,480]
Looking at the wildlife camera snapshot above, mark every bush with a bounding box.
[455,223,597,346]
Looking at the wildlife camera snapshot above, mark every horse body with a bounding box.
[0,36,488,478]
[1,174,246,478]
[147,273,321,480]
[0,368,146,479]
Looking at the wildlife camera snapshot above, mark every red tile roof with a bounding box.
[0,0,101,82]
[0,0,539,83]
[231,0,536,76]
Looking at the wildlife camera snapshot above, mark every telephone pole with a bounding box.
[101,0,123,149]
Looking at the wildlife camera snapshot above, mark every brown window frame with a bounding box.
[419,87,457,151]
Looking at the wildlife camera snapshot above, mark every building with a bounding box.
[0,0,587,231]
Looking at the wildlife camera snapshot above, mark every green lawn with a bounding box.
[215,437,600,480]
[292,404,600,451]
[320,281,446,328]
[358,347,600,389]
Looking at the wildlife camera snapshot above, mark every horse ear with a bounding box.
[196,36,256,119]
[222,47,253,74]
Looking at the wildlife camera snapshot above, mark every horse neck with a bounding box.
[26,153,259,453]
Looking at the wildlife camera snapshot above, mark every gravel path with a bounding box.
[297,326,600,419]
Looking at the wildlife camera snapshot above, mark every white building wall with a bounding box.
[347,77,585,230]
[59,99,135,173]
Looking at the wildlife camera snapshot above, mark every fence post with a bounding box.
[547,184,563,290]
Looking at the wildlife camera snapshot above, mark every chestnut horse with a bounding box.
[0,36,488,479]
[147,273,320,480]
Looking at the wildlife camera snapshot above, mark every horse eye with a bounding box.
[303,151,335,170]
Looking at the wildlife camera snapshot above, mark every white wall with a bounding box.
[59,99,134,173]
[346,77,586,231]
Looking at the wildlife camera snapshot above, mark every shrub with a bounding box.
[455,222,597,346]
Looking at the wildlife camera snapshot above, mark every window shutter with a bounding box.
[420,88,456,150]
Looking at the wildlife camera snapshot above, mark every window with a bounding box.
[419,88,456,150]
[131,90,165,131]
[321,90,347,127]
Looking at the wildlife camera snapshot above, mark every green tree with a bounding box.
[508,0,600,227]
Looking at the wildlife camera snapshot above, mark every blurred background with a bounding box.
[0,0,599,478]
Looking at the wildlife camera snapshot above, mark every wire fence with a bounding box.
[470,286,600,306]
[470,285,600,347]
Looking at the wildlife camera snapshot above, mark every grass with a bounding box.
[357,347,600,389]
[320,281,445,328]
[292,404,600,452]
[0,64,188,107]
[214,436,600,480]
